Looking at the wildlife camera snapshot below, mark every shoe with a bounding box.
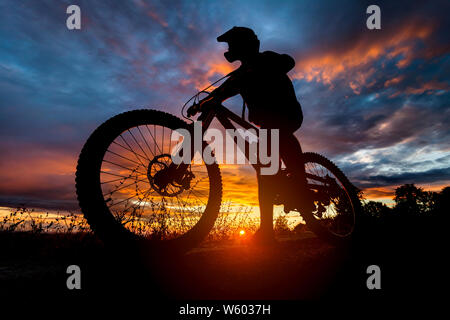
[284,189,315,214]
[299,192,315,213]
[250,229,278,246]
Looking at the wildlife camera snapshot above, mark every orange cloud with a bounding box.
[220,165,259,207]
[0,146,76,202]
[363,186,396,203]
[403,80,449,95]
[181,54,237,91]
[363,181,450,206]
[293,23,434,92]
[389,80,449,98]
[147,10,169,28]
[136,0,169,28]
[384,75,405,87]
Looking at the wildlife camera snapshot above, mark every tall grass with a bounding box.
[0,205,298,242]
[0,207,90,234]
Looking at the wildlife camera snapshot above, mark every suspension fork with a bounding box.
[166,108,217,181]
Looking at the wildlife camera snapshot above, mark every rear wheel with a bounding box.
[301,152,361,243]
[75,109,222,252]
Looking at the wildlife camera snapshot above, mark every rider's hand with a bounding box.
[186,103,200,117]
[187,96,216,117]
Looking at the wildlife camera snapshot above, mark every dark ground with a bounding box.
[1,227,446,309]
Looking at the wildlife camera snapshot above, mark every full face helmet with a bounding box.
[217,26,260,62]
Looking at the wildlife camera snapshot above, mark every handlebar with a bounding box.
[182,72,233,120]
[187,99,217,118]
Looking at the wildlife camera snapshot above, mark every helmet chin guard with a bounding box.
[224,51,237,63]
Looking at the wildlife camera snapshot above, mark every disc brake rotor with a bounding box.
[147,154,194,197]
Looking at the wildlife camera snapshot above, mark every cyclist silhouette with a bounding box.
[76,26,359,250]
[198,26,312,244]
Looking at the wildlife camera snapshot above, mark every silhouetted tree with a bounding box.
[363,201,392,218]
[435,186,450,213]
[394,184,428,216]
[361,184,449,240]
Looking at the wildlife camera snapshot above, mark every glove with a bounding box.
[187,96,216,117]
[186,103,200,117]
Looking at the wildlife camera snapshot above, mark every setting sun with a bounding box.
[239,229,246,236]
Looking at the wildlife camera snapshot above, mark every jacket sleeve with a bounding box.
[208,70,242,102]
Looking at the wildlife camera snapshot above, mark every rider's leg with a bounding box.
[279,131,313,210]
[256,173,275,236]
[253,130,277,241]
[279,131,305,181]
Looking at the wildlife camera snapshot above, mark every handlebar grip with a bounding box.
[186,103,200,117]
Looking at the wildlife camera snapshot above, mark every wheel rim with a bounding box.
[305,160,356,238]
[99,124,211,240]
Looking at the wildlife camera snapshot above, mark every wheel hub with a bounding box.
[147,154,194,197]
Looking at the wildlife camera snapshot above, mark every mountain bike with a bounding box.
[75,83,361,252]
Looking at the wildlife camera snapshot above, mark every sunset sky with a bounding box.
[0,0,449,211]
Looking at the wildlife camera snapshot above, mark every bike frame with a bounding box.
[198,103,262,171]
[168,103,262,183]
[173,104,330,194]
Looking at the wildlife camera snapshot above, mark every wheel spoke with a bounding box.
[103,177,150,196]
[98,123,214,240]
[304,156,356,237]
[102,160,147,176]
[106,149,145,167]
[137,126,155,158]
[128,129,151,161]
[145,125,163,155]
[113,139,148,165]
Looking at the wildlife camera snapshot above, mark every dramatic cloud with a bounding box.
[0,0,449,209]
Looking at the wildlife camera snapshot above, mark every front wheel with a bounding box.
[301,152,361,244]
[75,109,222,252]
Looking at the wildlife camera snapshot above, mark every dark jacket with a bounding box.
[224,51,303,131]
